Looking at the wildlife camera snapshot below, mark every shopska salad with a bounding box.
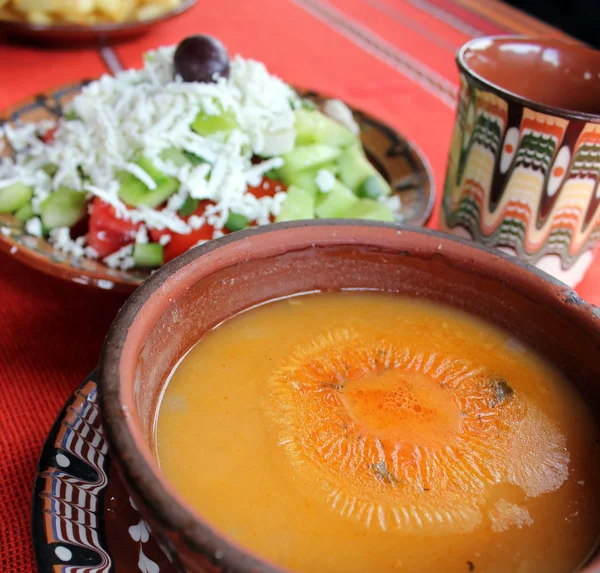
[0,35,399,271]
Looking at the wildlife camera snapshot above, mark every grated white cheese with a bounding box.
[0,226,10,237]
[0,48,299,243]
[84,183,129,217]
[245,157,284,187]
[0,43,396,269]
[315,169,335,192]
[103,244,135,270]
[323,99,360,135]
[49,227,89,259]
[25,217,43,237]
[129,204,191,234]
[381,194,402,216]
[135,225,149,244]
[122,163,157,190]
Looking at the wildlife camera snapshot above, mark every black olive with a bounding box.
[174,35,230,84]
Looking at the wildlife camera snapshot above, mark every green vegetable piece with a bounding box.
[300,99,317,111]
[191,106,238,136]
[64,110,79,121]
[183,151,206,166]
[342,198,395,222]
[285,163,338,196]
[179,196,199,217]
[160,148,191,168]
[14,202,35,222]
[275,186,315,222]
[118,156,180,208]
[337,144,392,197]
[263,169,280,180]
[0,182,33,214]
[285,170,318,196]
[279,144,341,182]
[357,175,385,200]
[134,155,165,181]
[294,109,356,148]
[315,180,357,218]
[42,164,58,177]
[40,186,87,229]
[133,243,164,268]
[225,212,249,232]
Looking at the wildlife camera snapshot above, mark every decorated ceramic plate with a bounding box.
[0,0,197,44]
[0,82,434,294]
[32,371,176,572]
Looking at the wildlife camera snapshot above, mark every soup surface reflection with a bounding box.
[156,292,600,572]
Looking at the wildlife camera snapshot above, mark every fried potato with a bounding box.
[25,9,52,23]
[135,0,173,21]
[0,0,183,24]
[14,0,94,14]
[96,0,136,22]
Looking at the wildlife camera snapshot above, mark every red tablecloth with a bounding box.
[1,1,598,571]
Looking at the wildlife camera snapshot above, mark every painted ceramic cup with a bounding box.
[441,36,600,287]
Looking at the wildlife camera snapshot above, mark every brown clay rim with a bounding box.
[99,220,600,573]
[457,35,600,123]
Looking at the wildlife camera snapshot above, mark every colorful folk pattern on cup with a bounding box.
[442,73,600,282]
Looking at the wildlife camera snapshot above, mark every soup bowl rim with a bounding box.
[456,34,600,122]
[98,220,600,572]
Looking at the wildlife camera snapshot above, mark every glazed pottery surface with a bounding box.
[32,373,175,573]
[98,220,600,573]
[442,36,600,287]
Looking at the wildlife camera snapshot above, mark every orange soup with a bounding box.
[155,292,600,572]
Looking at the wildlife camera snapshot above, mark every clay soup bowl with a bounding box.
[98,220,600,572]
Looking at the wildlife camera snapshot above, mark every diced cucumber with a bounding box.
[15,202,34,222]
[179,196,199,217]
[225,212,249,232]
[40,186,87,229]
[285,170,318,196]
[315,180,357,218]
[337,144,392,197]
[42,164,58,176]
[261,129,296,157]
[294,109,356,148]
[285,163,338,196]
[133,243,164,268]
[0,182,33,214]
[118,156,180,208]
[134,155,165,182]
[279,144,342,182]
[275,186,315,222]
[357,175,386,200]
[300,98,317,111]
[191,107,238,136]
[342,199,395,222]
[160,148,191,168]
[183,151,206,166]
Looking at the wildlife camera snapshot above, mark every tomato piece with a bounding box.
[248,177,286,199]
[149,200,220,263]
[138,178,287,264]
[86,197,139,259]
[41,125,58,144]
